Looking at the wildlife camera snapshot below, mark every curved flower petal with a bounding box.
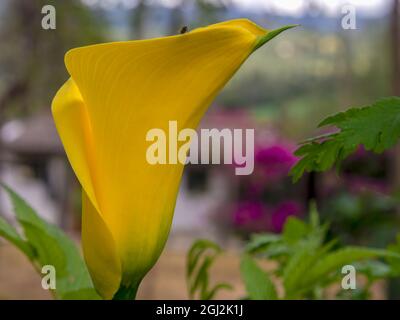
[52,19,295,299]
[82,190,121,299]
[52,79,121,299]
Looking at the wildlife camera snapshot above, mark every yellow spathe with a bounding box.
[51,19,295,299]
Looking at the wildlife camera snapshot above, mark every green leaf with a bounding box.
[309,201,320,229]
[245,233,281,254]
[61,288,102,300]
[186,239,231,300]
[190,255,213,297]
[282,217,309,245]
[0,215,35,259]
[290,97,400,182]
[282,240,336,298]
[302,247,400,289]
[387,234,400,276]
[187,239,221,278]
[283,251,315,298]
[258,243,291,260]
[240,254,277,300]
[1,183,100,300]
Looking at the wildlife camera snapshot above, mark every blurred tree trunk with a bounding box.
[0,0,107,224]
[130,0,147,39]
[195,0,230,26]
[0,0,37,214]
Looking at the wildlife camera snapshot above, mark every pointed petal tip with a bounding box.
[253,24,300,52]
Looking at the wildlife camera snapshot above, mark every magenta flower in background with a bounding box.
[233,201,263,225]
[230,142,303,235]
[256,144,298,181]
[271,200,303,233]
[233,201,271,232]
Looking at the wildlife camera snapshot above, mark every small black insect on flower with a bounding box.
[180,26,189,34]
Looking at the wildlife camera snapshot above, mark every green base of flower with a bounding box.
[112,283,139,300]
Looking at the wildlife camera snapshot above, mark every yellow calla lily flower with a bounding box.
[51,19,296,299]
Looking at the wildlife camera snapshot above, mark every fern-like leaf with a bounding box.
[290,97,400,182]
[186,239,232,300]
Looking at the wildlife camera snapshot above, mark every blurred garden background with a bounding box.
[1,0,400,299]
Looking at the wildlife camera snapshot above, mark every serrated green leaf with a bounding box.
[240,254,277,300]
[0,215,35,259]
[1,183,100,300]
[290,97,400,182]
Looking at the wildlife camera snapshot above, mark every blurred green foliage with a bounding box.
[188,203,400,300]
[186,239,232,300]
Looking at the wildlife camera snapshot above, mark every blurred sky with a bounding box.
[81,0,391,17]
